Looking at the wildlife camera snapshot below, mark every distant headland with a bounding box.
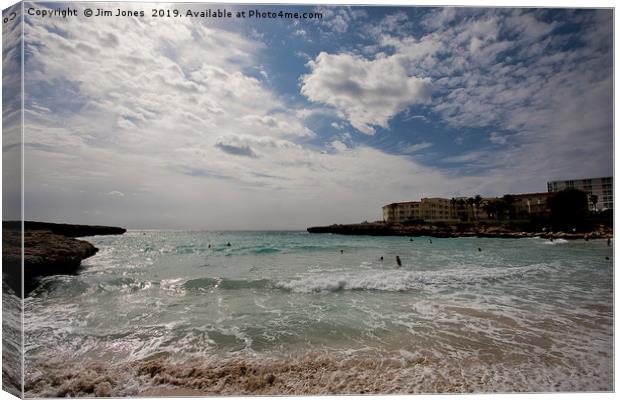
[308,184,613,240]
[307,221,612,240]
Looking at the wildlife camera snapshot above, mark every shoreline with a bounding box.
[26,349,612,397]
[307,222,613,240]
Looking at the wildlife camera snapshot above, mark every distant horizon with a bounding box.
[7,172,613,230]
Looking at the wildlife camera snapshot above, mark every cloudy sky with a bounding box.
[5,3,613,229]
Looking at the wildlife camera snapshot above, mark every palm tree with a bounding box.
[450,198,458,220]
[456,198,468,222]
[473,195,483,220]
[481,201,495,220]
[502,195,516,220]
[467,197,475,221]
[589,194,599,212]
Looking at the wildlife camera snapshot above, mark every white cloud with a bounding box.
[17,7,612,228]
[402,142,433,153]
[315,6,367,34]
[489,132,507,145]
[330,140,348,152]
[23,7,480,229]
[442,151,487,164]
[300,52,433,134]
[364,9,612,189]
[107,191,125,197]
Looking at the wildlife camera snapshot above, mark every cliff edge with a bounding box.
[2,221,126,296]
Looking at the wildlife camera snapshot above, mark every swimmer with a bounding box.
[396,256,402,267]
[380,256,384,261]
[478,248,482,252]
[340,250,344,254]
[226,242,231,247]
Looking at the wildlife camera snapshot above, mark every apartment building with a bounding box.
[383,198,459,223]
[382,201,420,223]
[383,193,553,224]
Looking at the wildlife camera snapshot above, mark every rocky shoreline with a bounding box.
[2,221,126,296]
[307,222,613,240]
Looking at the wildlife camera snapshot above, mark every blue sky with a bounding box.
[4,3,613,228]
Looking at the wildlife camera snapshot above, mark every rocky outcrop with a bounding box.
[3,221,126,237]
[2,222,126,296]
[307,223,461,237]
[307,222,613,240]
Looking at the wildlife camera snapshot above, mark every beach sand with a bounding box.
[26,348,613,397]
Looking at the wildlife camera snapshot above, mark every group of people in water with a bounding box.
[207,243,231,248]
[349,235,611,268]
[211,235,611,266]
[337,237,486,268]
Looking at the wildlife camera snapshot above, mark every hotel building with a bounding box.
[383,198,459,224]
[383,193,555,224]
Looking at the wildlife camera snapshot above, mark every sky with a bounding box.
[3,3,614,229]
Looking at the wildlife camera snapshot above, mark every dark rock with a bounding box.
[3,221,126,237]
[307,222,613,241]
[2,221,126,296]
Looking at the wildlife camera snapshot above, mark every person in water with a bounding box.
[226,242,231,247]
[396,256,402,267]
[340,250,344,254]
[380,256,384,261]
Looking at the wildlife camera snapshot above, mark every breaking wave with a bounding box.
[275,263,557,293]
[30,263,560,297]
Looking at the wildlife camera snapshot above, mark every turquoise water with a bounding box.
[23,231,613,395]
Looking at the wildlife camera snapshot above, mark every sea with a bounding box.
[18,230,613,396]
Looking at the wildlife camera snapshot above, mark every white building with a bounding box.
[547,177,613,211]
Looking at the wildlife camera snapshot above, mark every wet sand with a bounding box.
[26,348,613,397]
